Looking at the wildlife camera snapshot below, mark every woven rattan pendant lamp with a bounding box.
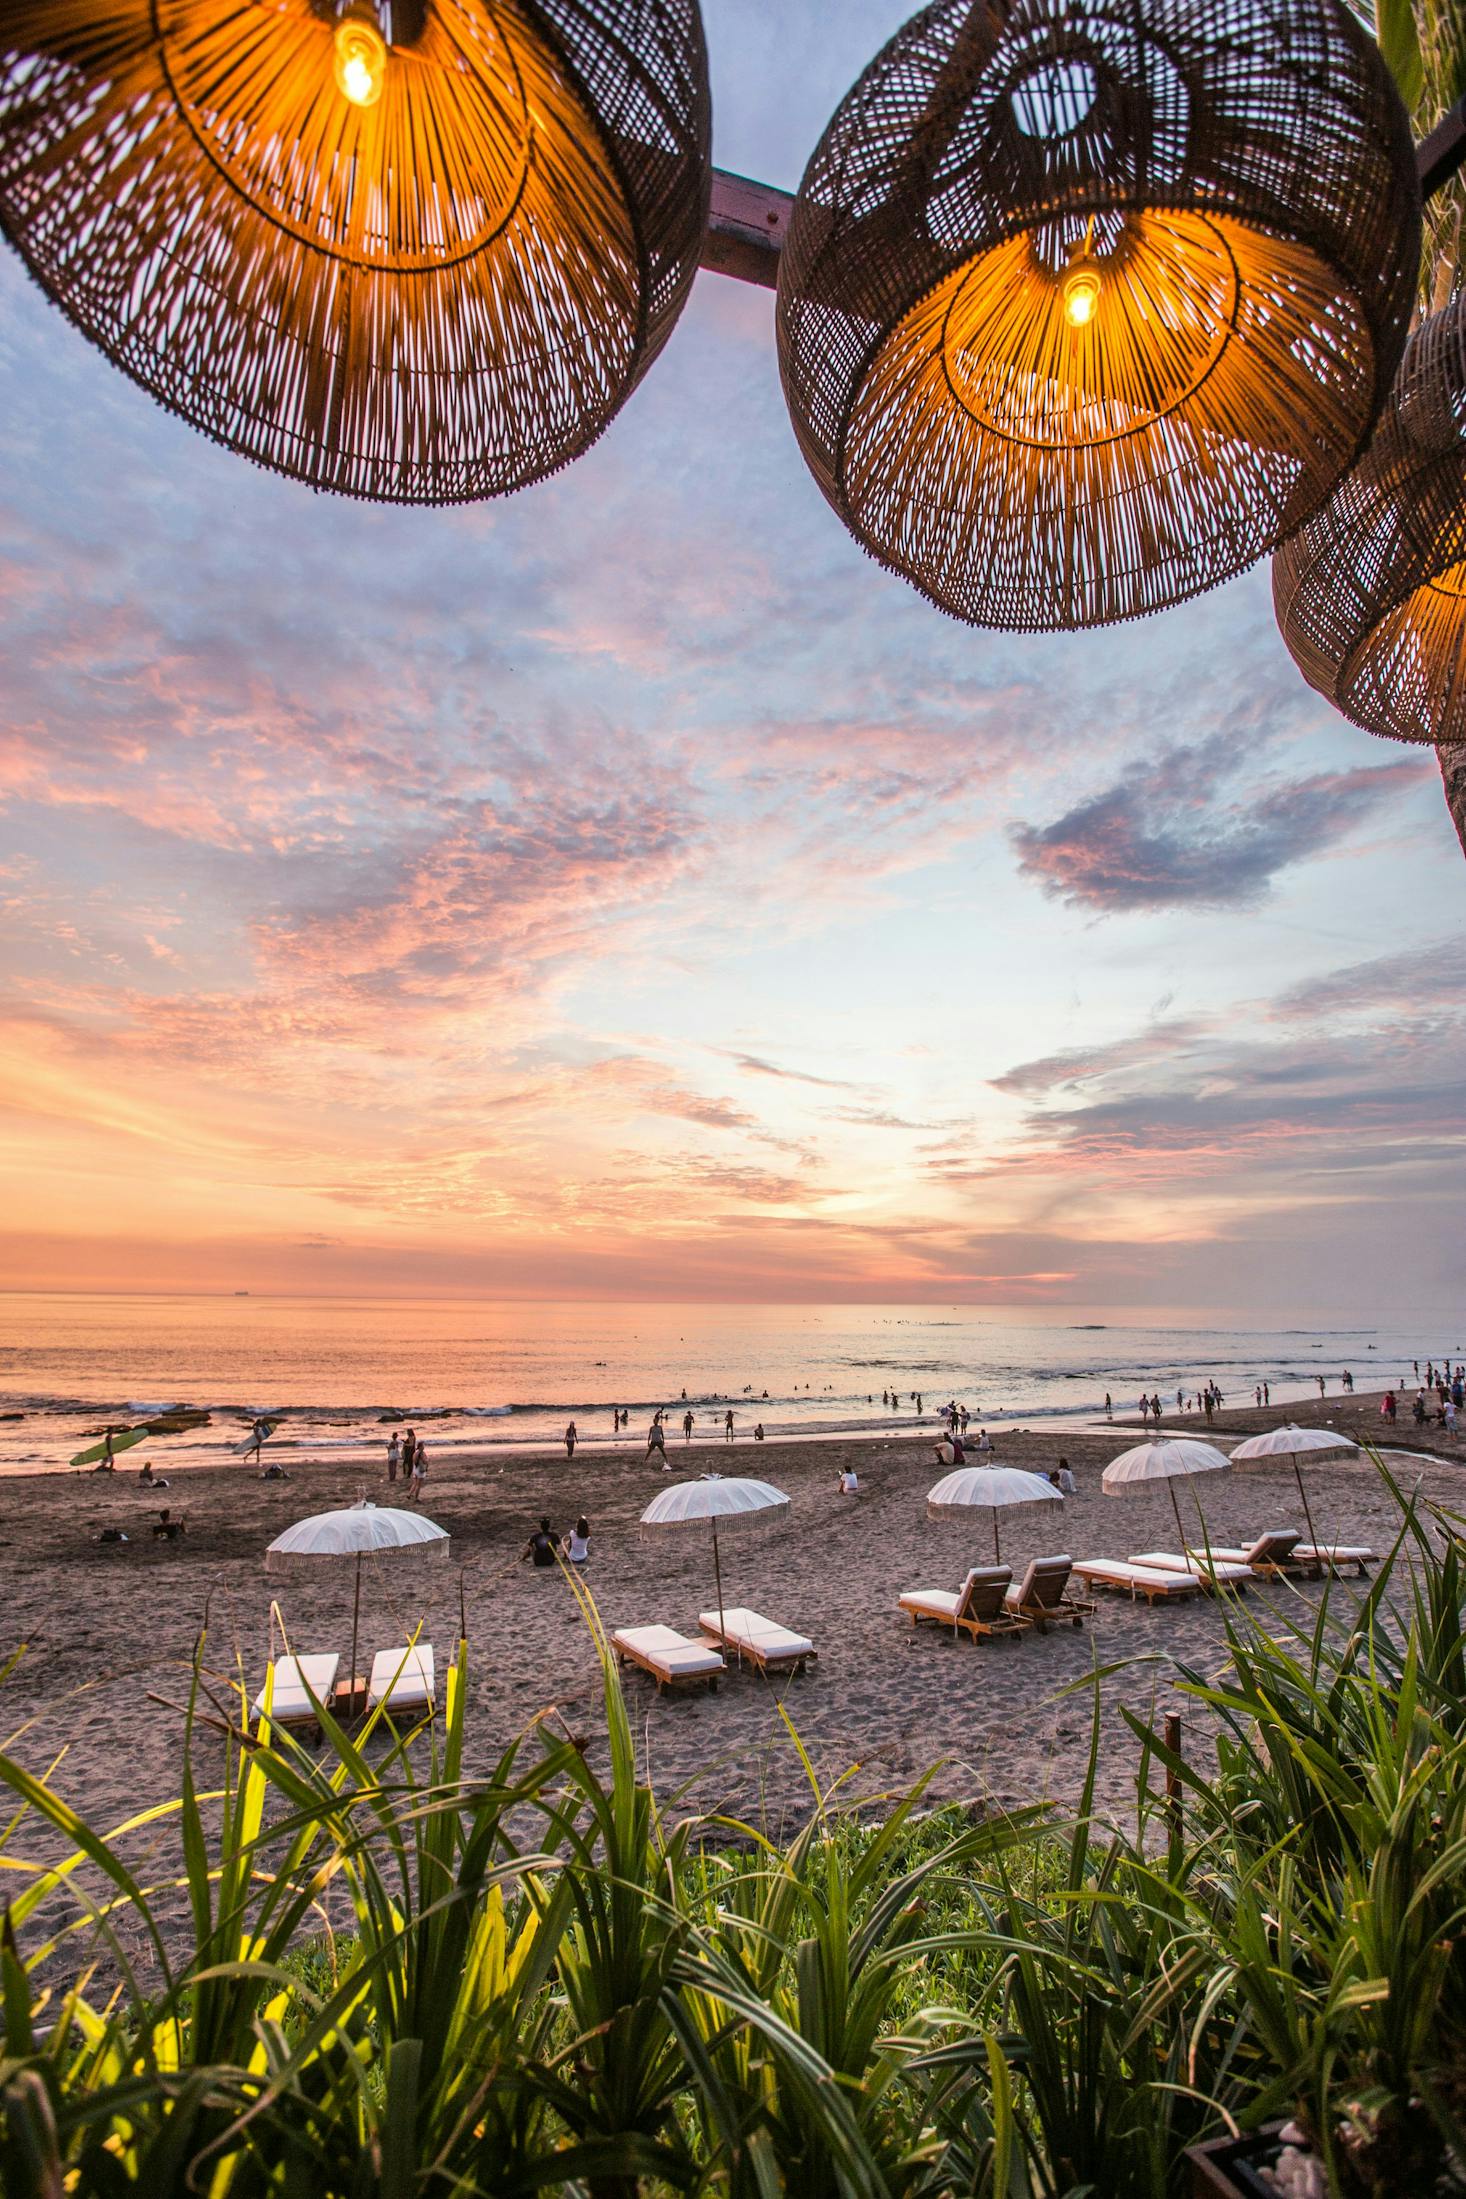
[0,1,710,502]
[776,0,1422,631]
[1274,293,1466,743]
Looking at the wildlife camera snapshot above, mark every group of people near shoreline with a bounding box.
[385,1429,429,1500]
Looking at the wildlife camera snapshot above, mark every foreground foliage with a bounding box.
[2,1467,1466,2196]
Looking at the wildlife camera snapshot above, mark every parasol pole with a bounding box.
[1169,1478,1188,1553]
[712,1516,727,1648]
[350,1552,362,1702]
[1291,1454,1321,1555]
[992,1510,1001,1564]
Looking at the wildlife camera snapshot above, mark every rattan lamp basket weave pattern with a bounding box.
[776,0,1421,632]
[1274,294,1466,744]
[0,0,710,503]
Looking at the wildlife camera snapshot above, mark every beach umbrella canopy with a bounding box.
[1102,1437,1229,1549]
[640,1475,789,1645]
[267,1502,450,1700]
[1228,1425,1358,1552]
[926,1464,1062,1563]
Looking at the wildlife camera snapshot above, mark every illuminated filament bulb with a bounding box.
[1062,260,1102,329]
[334,13,388,108]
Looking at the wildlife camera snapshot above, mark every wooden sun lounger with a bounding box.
[1072,1560,1200,1603]
[1206,1531,1306,1577]
[899,1565,1027,1642]
[1294,1544,1376,1577]
[698,1608,817,1674]
[252,1652,340,1729]
[1003,1555,1093,1629]
[367,1644,436,1717]
[1131,1551,1253,1592]
[613,1624,724,1694]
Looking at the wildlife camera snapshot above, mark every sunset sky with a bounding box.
[1,0,1463,1321]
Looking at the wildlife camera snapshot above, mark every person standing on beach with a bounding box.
[646,1419,667,1465]
[682,1410,694,1441]
[724,1409,734,1442]
[408,1439,427,1501]
[1317,1375,1326,1398]
[1104,1392,1112,1420]
[564,1422,578,1459]
[1138,1394,1149,1424]
[387,1433,400,1483]
[401,1428,417,1486]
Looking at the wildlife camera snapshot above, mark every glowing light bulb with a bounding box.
[1062,262,1101,329]
[334,15,387,108]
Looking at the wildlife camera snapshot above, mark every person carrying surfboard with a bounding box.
[248,1416,272,1467]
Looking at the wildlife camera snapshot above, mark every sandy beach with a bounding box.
[2,1392,1459,1878]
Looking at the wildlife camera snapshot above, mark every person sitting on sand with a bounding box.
[523,1517,558,1568]
[137,1461,170,1490]
[565,1516,591,1565]
[152,1508,186,1542]
[260,1462,290,1480]
[837,1466,858,1495]
[975,1429,992,1452]
[1055,1457,1076,1495]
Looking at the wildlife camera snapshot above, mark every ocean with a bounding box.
[0,1294,1451,1477]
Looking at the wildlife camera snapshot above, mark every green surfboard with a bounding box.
[70,1428,149,1468]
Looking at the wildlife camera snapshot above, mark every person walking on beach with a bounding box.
[248,1417,272,1469]
[724,1409,734,1442]
[1104,1392,1112,1420]
[1263,1382,1270,1405]
[387,1433,400,1483]
[646,1419,667,1465]
[682,1410,694,1442]
[564,1421,577,1459]
[1316,1375,1326,1398]
[401,1428,416,1485]
[1138,1394,1149,1424]
[407,1439,428,1501]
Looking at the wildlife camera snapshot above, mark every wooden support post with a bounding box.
[1164,1711,1183,1840]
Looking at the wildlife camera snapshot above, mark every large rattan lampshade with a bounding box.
[776,0,1421,631]
[1274,293,1466,743]
[0,0,710,502]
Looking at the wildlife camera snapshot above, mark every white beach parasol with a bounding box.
[640,1475,789,1646]
[1102,1437,1229,1548]
[266,1501,450,1704]
[926,1464,1063,1563]
[1227,1425,1357,1553]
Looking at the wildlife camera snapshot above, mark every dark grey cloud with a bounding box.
[1011,750,1425,912]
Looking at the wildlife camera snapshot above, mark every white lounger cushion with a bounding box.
[899,1588,964,1620]
[1131,1551,1255,1586]
[1295,1544,1373,1564]
[1073,1561,1198,1596]
[368,1644,435,1711]
[253,1653,340,1721]
[699,1609,815,1661]
[613,1625,724,1678]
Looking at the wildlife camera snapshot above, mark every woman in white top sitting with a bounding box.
[837,1467,859,1495]
[566,1516,591,1565]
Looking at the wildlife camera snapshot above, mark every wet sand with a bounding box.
[2,1395,1459,1871]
